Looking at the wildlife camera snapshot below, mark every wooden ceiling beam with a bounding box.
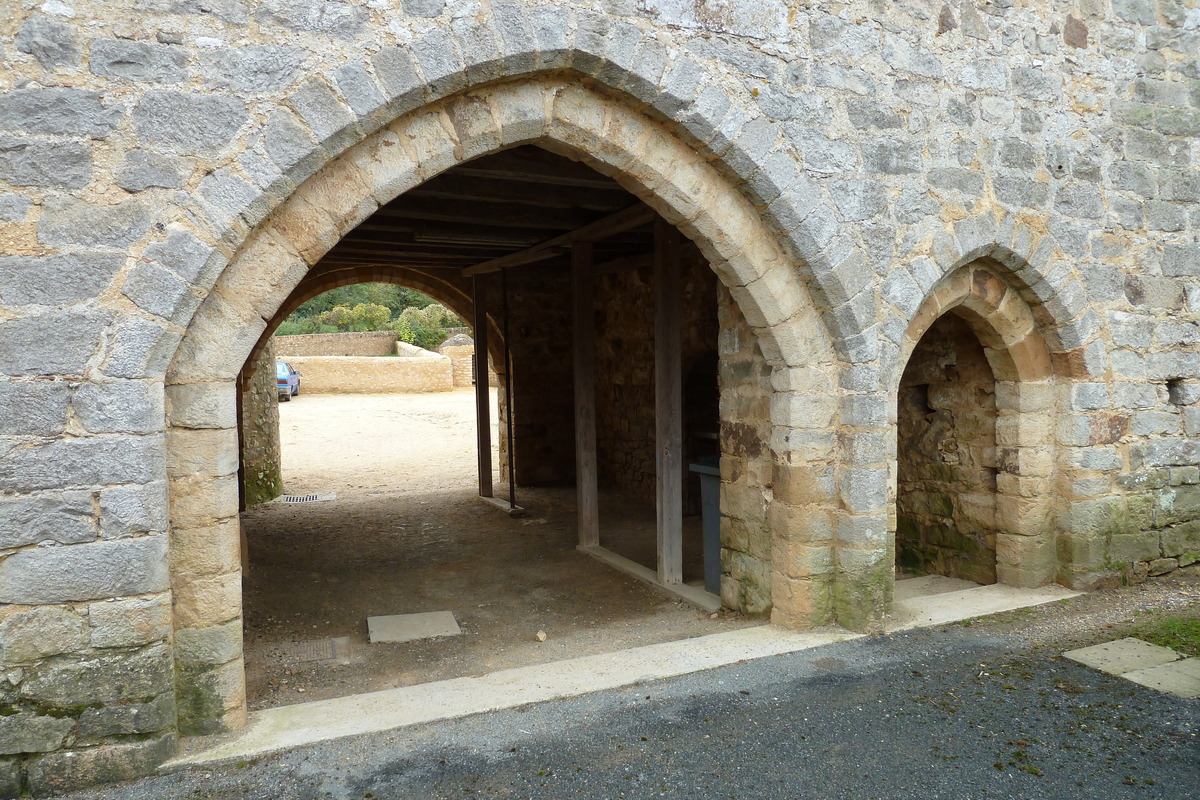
[349,222,547,249]
[462,204,656,277]
[319,255,477,267]
[373,198,596,230]
[337,239,528,254]
[596,253,655,274]
[325,246,497,261]
[450,148,620,189]
[406,174,628,210]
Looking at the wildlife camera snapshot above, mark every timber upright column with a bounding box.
[655,219,683,585]
[473,275,493,498]
[573,242,599,547]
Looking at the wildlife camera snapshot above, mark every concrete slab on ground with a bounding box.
[887,582,1081,631]
[1063,637,1181,676]
[367,611,461,644]
[893,574,979,602]
[1119,657,1200,698]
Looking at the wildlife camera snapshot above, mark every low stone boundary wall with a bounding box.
[288,355,453,393]
[275,331,397,357]
[440,344,477,388]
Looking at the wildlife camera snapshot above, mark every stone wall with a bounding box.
[439,344,489,388]
[593,247,720,505]
[717,285,775,616]
[897,314,999,585]
[286,355,453,393]
[594,266,656,496]
[274,331,396,357]
[503,263,576,486]
[239,339,282,507]
[1,0,1198,790]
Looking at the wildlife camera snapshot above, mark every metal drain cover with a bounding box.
[285,636,352,662]
[280,493,337,504]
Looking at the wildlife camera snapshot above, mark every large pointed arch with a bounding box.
[163,77,840,734]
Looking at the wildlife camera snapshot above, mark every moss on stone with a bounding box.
[242,463,282,507]
[173,665,227,736]
[833,562,892,632]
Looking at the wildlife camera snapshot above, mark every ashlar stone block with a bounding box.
[133,91,249,157]
[77,694,175,740]
[88,594,172,649]
[166,427,239,479]
[0,605,83,664]
[73,380,164,435]
[0,379,71,436]
[0,714,74,756]
[21,643,172,706]
[0,88,121,138]
[170,473,239,529]
[174,618,244,666]
[0,434,164,493]
[0,309,112,379]
[26,736,176,797]
[171,518,242,579]
[172,571,242,628]
[0,535,168,605]
[444,93,502,161]
[0,491,95,548]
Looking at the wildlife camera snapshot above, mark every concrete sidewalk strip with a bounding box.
[887,583,1081,632]
[164,584,1085,771]
[165,626,862,768]
[1121,657,1200,699]
[1063,637,1181,676]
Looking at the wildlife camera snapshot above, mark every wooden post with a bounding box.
[655,219,683,585]
[573,242,599,548]
[473,275,493,498]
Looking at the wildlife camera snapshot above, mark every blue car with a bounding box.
[276,360,300,401]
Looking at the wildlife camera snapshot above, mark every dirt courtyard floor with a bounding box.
[241,389,754,712]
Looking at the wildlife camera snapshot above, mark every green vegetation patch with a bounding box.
[1129,615,1200,656]
[275,283,465,350]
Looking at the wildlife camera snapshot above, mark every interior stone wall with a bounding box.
[594,265,656,497]
[593,247,720,504]
[897,314,999,585]
[503,264,575,487]
[716,284,775,615]
[238,339,282,508]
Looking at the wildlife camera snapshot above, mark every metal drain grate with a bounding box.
[280,493,337,504]
[284,636,352,663]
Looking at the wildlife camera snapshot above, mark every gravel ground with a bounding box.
[243,390,748,710]
[52,571,1199,800]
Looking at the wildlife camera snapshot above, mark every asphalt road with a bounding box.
[57,624,1198,800]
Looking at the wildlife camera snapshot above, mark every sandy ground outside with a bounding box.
[241,389,752,712]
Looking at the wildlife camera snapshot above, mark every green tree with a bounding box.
[276,285,463,340]
[344,302,391,331]
[316,305,351,328]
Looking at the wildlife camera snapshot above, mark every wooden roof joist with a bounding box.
[451,148,622,189]
[373,198,600,231]
[407,173,629,210]
[462,204,657,277]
